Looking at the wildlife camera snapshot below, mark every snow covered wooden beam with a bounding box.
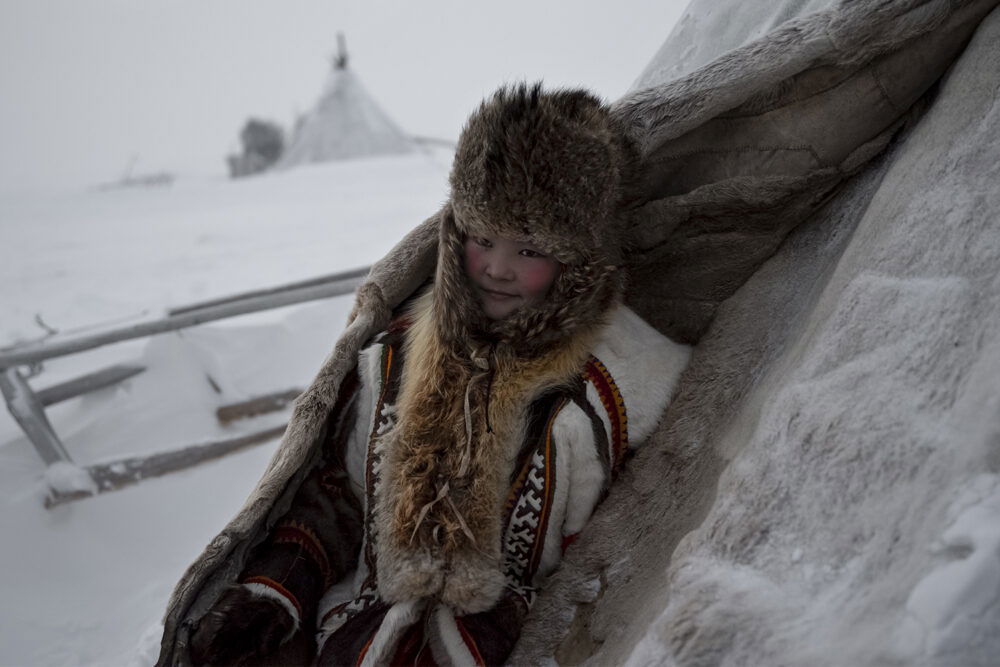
[35,364,146,407]
[0,367,73,466]
[44,424,288,508]
[412,136,457,149]
[216,388,302,424]
[0,274,365,368]
[167,266,369,317]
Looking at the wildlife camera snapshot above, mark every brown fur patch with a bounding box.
[375,290,602,612]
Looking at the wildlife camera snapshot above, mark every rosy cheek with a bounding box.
[463,242,485,276]
[519,261,560,293]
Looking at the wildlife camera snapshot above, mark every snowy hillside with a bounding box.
[0,153,449,665]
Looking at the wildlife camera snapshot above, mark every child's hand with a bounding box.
[189,585,296,665]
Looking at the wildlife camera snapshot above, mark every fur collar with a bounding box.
[375,287,607,614]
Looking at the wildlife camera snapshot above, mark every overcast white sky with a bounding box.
[0,1,687,196]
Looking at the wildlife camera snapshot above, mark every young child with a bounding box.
[189,83,690,666]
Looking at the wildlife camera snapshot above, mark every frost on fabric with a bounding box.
[42,461,98,495]
[891,473,1000,663]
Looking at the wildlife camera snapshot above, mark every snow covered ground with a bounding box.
[0,152,450,665]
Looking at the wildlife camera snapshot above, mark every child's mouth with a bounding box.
[482,288,518,300]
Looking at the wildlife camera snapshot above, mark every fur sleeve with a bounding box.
[590,305,691,447]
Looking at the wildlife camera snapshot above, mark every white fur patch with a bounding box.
[241,582,301,643]
[584,380,614,447]
[429,603,479,667]
[543,404,587,573]
[591,304,692,445]
[359,598,426,667]
[557,404,606,540]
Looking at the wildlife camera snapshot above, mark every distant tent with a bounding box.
[276,34,417,168]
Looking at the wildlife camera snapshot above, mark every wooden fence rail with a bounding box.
[0,270,367,368]
[0,266,369,506]
[36,364,146,407]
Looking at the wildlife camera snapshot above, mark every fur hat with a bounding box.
[434,82,638,355]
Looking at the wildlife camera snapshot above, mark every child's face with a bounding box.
[463,234,561,320]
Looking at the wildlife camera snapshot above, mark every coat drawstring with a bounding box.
[410,342,496,548]
[459,342,495,477]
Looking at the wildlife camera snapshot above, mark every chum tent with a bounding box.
[276,36,417,169]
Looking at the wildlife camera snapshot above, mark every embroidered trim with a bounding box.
[531,397,562,576]
[502,396,567,594]
[319,579,379,636]
[273,520,332,588]
[320,342,399,642]
[364,343,396,576]
[583,355,628,473]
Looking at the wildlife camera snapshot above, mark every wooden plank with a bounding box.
[167,266,369,317]
[0,275,365,368]
[0,367,73,466]
[36,364,146,407]
[412,136,458,149]
[44,424,287,508]
[216,388,302,424]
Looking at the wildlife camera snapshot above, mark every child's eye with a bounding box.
[474,237,493,248]
[520,249,546,258]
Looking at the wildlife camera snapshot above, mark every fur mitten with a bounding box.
[189,584,298,665]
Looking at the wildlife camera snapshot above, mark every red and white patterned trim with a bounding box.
[241,576,302,642]
[583,355,629,473]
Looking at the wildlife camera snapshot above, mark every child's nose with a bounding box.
[485,255,515,280]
